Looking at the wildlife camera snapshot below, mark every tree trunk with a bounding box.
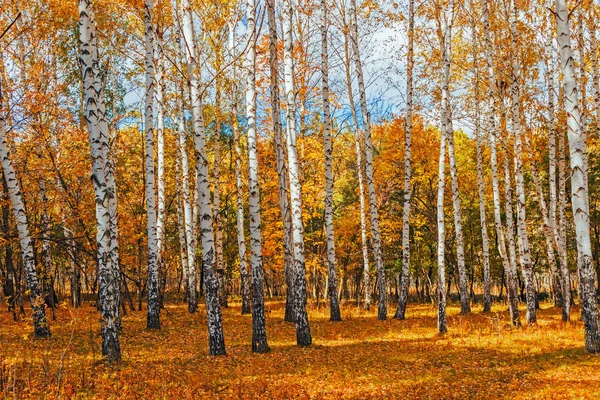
[78,0,120,361]
[155,27,167,308]
[469,0,491,313]
[228,20,251,316]
[341,9,370,311]
[178,0,226,355]
[509,0,535,324]
[395,0,414,320]
[283,0,312,346]
[481,0,519,326]
[555,0,600,353]
[349,0,387,320]
[246,0,269,353]
[320,0,341,322]
[266,0,294,322]
[0,80,50,338]
[436,0,455,334]
[143,0,160,330]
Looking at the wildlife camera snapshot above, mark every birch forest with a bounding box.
[2,0,600,397]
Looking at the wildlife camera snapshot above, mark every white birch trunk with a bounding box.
[155,27,166,302]
[178,0,226,355]
[320,0,341,322]
[143,0,160,330]
[213,53,227,307]
[342,10,370,310]
[78,0,120,361]
[0,80,50,337]
[468,0,491,312]
[228,21,251,315]
[349,0,387,320]
[545,12,569,313]
[395,0,415,319]
[283,0,312,345]
[555,0,600,353]
[481,0,519,325]
[436,0,454,333]
[245,0,269,352]
[509,0,535,324]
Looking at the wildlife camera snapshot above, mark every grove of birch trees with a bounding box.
[2,0,600,363]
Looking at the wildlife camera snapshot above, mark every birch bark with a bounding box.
[266,0,295,322]
[78,0,120,360]
[228,20,251,315]
[143,0,160,330]
[246,0,269,352]
[283,0,312,345]
[555,0,600,353]
[349,0,387,320]
[481,0,519,325]
[320,0,341,322]
[178,0,226,355]
[395,0,415,319]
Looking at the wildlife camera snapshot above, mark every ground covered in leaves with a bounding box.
[1,300,599,399]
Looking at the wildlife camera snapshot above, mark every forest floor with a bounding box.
[0,300,599,399]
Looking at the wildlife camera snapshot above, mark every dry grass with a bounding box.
[0,300,598,399]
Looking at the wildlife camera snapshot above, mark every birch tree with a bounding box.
[436,0,455,334]
[555,0,600,353]
[266,0,295,322]
[283,0,312,346]
[144,0,160,330]
[245,0,269,352]
[228,20,251,315]
[349,0,386,320]
[0,72,50,338]
[468,0,491,312]
[78,0,120,361]
[481,0,519,325]
[341,7,370,310]
[395,0,415,320]
[177,0,226,355]
[509,0,535,324]
[320,0,341,322]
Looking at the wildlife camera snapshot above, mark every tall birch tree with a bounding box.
[282,0,312,345]
[555,0,600,353]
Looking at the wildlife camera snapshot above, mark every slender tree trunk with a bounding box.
[468,0,491,313]
[213,48,227,308]
[349,0,386,320]
[0,80,50,337]
[342,10,370,310]
[395,0,415,320]
[78,0,120,361]
[38,175,56,320]
[436,0,455,334]
[178,0,226,355]
[509,0,535,324]
[283,0,311,346]
[228,21,251,315]
[481,0,519,325]
[246,0,269,353]
[172,16,198,313]
[143,0,160,330]
[545,9,569,313]
[155,27,167,307]
[175,124,190,302]
[320,0,341,322]
[555,0,600,353]
[266,0,294,322]
[531,160,562,308]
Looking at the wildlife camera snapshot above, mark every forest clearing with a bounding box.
[2,301,599,399]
